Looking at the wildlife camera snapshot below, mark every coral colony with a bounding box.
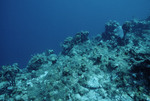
[0,16,150,101]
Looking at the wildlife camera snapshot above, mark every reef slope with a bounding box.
[0,17,150,101]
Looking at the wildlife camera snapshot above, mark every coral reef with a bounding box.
[0,16,150,101]
[61,31,89,55]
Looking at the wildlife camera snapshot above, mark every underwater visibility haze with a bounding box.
[0,0,150,67]
[0,0,150,100]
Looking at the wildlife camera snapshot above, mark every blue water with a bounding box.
[0,0,150,68]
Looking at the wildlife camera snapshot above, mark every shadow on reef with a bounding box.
[0,16,150,101]
[131,59,150,90]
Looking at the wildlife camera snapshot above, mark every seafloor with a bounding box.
[0,16,150,101]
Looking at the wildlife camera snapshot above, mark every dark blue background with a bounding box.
[0,0,150,68]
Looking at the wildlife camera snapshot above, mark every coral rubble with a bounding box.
[0,16,150,101]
